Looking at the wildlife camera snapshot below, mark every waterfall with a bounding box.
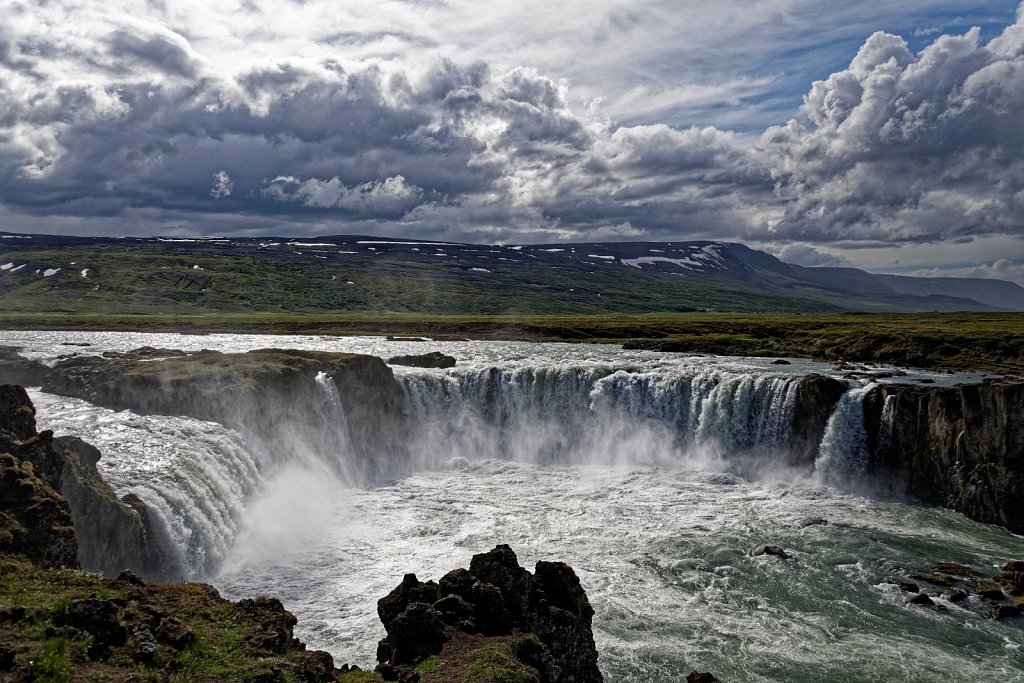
[814,385,874,486]
[397,365,802,468]
[29,389,265,580]
[31,361,859,580]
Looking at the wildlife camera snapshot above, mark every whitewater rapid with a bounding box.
[10,331,1023,682]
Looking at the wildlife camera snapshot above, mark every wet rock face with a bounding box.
[0,385,169,579]
[376,544,602,683]
[42,348,409,485]
[863,381,1024,533]
[0,385,78,568]
[788,374,848,468]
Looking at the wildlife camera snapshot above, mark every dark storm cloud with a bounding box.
[0,0,1023,257]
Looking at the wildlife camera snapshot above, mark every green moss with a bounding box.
[22,637,75,683]
[461,643,536,683]
[416,656,444,674]
[0,554,334,682]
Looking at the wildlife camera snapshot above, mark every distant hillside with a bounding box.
[876,274,1024,311]
[0,231,1014,314]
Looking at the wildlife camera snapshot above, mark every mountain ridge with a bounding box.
[0,231,1020,314]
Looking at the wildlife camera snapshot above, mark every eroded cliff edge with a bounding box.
[0,385,170,578]
[863,380,1024,532]
[39,347,409,484]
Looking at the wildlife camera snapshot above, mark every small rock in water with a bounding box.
[930,562,980,578]
[908,593,934,606]
[386,351,457,368]
[687,672,721,683]
[761,545,793,560]
[770,359,791,365]
[796,517,828,528]
[976,580,1005,600]
[992,604,1020,620]
[945,589,968,602]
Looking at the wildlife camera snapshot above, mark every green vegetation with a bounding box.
[417,656,445,674]
[461,643,536,683]
[0,240,861,316]
[0,555,330,682]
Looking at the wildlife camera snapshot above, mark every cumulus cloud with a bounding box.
[773,244,847,267]
[763,7,1024,244]
[210,171,233,199]
[263,175,422,212]
[0,0,1022,269]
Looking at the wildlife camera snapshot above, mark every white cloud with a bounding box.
[210,171,233,199]
[772,244,846,267]
[263,175,422,212]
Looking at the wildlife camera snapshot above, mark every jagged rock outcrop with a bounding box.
[0,385,170,579]
[375,544,602,683]
[0,346,48,387]
[40,348,408,484]
[788,373,848,467]
[0,449,77,568]
[386,351,457,369]
[862,380,1024,532]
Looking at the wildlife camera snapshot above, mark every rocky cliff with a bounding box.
[0,385,171,579]
[39,348,409,484]
[863,380,1024,533]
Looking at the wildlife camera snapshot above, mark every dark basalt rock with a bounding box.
[377,573,439,631]
[470,544,533,620]
[887,580,920,593]
[386,351,457,369]
[55,598,128,647]
[862,381,1024,533]
[788,374,848,467]
[688,673,721,683]
[0,385,172,578]
[0,346,48,387]
[760,545,793,560]
[908,593,934,606]
[376,544,603,683]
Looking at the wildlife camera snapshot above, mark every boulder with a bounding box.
[377,573,439,631]
[387,351,457,369]
[688,673,721,683]
[375,545,603,683]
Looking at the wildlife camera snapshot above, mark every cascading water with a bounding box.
[814,385,874,487]
[28,390,265,580]
[15,331,1022,683]
[397,365,802,471]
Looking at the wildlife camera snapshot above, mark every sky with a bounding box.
[1,0,1023,281]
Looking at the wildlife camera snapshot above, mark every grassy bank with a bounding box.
[1,312,1022,374]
